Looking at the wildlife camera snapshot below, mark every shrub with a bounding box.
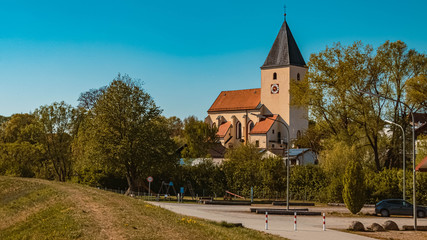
[342,159,366,214]
[327,177,344,203]
[365,169,402,204]
[290,165,327,202]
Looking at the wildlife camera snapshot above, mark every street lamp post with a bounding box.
[360,90,417,230]
[251,113,291,210]
[384,120,406,201]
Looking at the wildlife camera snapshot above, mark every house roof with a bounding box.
[261,21,306,69]
[208,88,261,112]
[416,156,427,172]
[263,148,311,158]
[177,143,226,159]
[208,143,227,158]
[289,148,311,157]
[250,115,278,134]
[217,121,231,138]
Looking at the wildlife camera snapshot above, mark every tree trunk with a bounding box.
[373,141,381,172]
[125,166,137,195]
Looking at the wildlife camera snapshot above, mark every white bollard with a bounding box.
[265,211,268,230]
[323,213,326,231]
[294,212,297,231]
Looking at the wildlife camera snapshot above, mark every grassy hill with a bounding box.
[0,176,284,240]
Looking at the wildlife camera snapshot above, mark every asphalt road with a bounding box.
[149,202,427,240]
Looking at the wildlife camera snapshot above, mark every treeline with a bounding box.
[0,74,215,194]
[0,74,288,198]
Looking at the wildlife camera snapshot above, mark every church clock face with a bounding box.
[271,84,279,94]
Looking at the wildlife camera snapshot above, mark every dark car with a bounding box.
[375,199,427,218]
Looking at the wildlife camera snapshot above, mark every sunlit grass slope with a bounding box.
[0,176,285,240]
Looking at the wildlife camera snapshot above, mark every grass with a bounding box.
[0,176,286,240]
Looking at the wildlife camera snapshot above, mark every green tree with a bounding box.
[342,158,366,214]
[291,40,427,171]
[223,144,261,195]
[0,115,10,126]
[406,75,427,112]
[77,87,106,110]
[257,156,286,198]
[71,107,110,185]
[0,142,45,177]
[89,74,177,194]
[0,114,47,178]
[320,140,365,202]
[181,116,218,161]
[222,144,286,198]
[34,102,75,182]
[167,116,185,146]
[0,113,41,143]
[292,120,327,155]
[364,168,402,203]
[374,41,426,168]
[182,159,226,196]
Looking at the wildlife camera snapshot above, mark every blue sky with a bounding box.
[1,0,426,120]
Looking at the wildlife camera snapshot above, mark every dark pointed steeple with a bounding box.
[261,21,306,69]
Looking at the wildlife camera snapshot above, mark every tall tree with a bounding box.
[90,74,177,194]
[34,102,75,181]
[0,114,46,178]
[167,116,185,146]
[406,75,427,113]
[77,87,106,110]
[0,115,10,127]
[291,41,427,171]
[181,116,218,161]
[374,41,426,168]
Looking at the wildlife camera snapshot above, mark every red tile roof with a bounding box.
[208,88,261,112]
[250,115,278,134]
[416,156,427,172]
[217,121,231,138]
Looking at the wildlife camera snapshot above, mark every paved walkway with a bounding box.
[149,202,378,240]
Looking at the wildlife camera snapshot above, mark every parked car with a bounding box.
[375,199,427,218]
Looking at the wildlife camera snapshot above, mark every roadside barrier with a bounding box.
[259,210,329,232]
[294,212,297,231]
[259,210,330,232]
[265,212,268,230]
[323,213,326,231]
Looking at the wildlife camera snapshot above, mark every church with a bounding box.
[205,18,308,151]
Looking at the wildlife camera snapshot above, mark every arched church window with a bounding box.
[273,72,277,80]
[212,123,216,129]
[236,121,242,139]
[297,130,302,139]
[278,131,281,142]
[248,121,255,132]
[297,73,300,81]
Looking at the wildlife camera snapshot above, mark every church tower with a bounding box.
[260,19,308,140]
